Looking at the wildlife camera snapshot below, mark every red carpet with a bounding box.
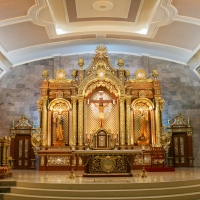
[145,167,175,172]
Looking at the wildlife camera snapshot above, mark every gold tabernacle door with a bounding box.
[36,45,165,171]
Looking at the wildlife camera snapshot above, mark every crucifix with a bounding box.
[90,91,113,127]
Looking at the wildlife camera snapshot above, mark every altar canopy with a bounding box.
[34,45,165,171]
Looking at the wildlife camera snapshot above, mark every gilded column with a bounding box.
[126,96,132,147]
[2,143,6,166]
[77,96,84,148]
[37,98,43,127]
[41,96,48,148]
[155,97,161,146]
[119,96,126,148]
[71,97,77,146]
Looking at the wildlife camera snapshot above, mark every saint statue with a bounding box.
[138,110,147,138]
[54,112,64,141]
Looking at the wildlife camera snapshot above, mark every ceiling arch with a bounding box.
[0,0,200,79]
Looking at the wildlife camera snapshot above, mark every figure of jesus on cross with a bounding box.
[90,91,113,127]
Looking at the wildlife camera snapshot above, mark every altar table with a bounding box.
[74,150,142,177]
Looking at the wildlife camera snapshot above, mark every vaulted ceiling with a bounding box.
[0,0,200,78]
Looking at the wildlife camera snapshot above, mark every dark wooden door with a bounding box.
[15,135,32,169]
[172,133,187,167]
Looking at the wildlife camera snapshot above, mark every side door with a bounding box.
[172,133,187,167]
[15,135,31,169]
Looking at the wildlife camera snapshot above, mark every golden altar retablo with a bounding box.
[34,45,166,171]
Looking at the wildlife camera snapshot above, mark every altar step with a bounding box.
[3,179,200,200]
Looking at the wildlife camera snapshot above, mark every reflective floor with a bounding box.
[3,168,200,184]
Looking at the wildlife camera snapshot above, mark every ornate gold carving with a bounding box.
[159,98,165,112]
[160,126,171,153]
[78,58,84,69]
[130,69,153,83]
[49,69,72,83]
[19,140,22,158]
[71,70,77,79]
[40,156,45,166]
[31,127,41,155]
[118,58,124,69]
[152,69,159,80]
[125,70,130,80]
[95,44,108,59]
[47,156,70,166]
[119,96,126,146]
[15,114,32,129]
[78,96,84,146]
[180,137,184,156]
[100,156,116,173]
[126,96,131,146]
[187,131,192,136]
[71,97,77,146]
[0,137,11,166]
[42,69,49,81]
[174,137,178,156]
[171,113,187,127]
[48,98,72,111]
[155,97,162,146]
[25,139,28,158]
[78,70,125,96]
[41,96,48,147]
[37,98,43,112]
[132,98,154,110]
[88,155,127,173]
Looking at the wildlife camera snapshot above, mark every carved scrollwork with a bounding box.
[37,98,43,112]
[160,126,171,153]
[159,97,165,112]
[49,69,72,83]
[31,127,41,155]
[130,69,153,83]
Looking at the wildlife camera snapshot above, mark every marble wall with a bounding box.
[0,53,200,166]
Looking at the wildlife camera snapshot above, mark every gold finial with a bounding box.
[152,69,159,80]
[118,58,124,69]
[78,58,84,69]
[125,70,130,80]
[42,69,49,81]
[71,70,77,80]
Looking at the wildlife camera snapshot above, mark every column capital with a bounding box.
[71,96,77,103]
[119,96,126,102]
[77,95,84,102]
[42,96,48,102]
[126,96,132,104]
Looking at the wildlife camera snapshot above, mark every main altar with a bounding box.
[32,45,166,174]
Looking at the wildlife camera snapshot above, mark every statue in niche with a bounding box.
[137,109,149,145]
[54,112,64,141]
[138,110,147,139]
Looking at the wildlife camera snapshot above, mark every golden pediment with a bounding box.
[49,69,72,83]
[130,69,153,83]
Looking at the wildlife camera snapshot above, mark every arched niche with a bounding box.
[48,98,72,146]
[131,98,155,145]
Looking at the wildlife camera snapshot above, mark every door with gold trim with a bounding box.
[15,135,32,169]
[172,133,187,167]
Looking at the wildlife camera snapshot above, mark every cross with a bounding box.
[89,91,113,127]
[89,91,113,105]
